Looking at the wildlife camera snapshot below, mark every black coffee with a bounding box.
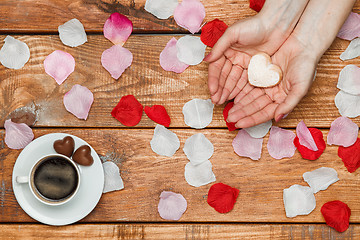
[33,157,78,201]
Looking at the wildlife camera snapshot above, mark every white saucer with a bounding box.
[12,133,104,226]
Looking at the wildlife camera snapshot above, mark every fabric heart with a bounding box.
[248,52,282,88]
[72,145,93,166]
[293,128,326,160]
[223,102,237,131]
[144,105,171,127]
[53,136,75,157]
[338,138,360,173]
[111,95,143,126]
[207,183,239,213]
[321,200,351,232]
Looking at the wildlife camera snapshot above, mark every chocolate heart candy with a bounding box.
[73,145,93,166]
[53,136,75,157]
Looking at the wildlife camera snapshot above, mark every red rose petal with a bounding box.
[338,138,360,173]
[144,105,171,127]
[249,0,265,12]
[111,95,143,126]
[294,128,326,160]
[207,183,239,213]
[223,102,237,131]
[321,200,351,233]
[200,19,228,48]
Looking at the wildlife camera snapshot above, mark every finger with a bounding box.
[235,103,277,128]
[228,70,248,100]
[204,28,235,63]
[218,64,243,105]
[229,87,265,114]
[234,83,254,104]
[211,59,232,104]
[208,56,226,95]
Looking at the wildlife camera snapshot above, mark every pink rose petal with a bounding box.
[174,0,205,34]
[232,129,263,160]
[44,50,75,85]
[101,45,133,79]
[158,191,187,220]
[327,116,358,147]
[296,121,318,151]
[267,126,296,159]
[160,37,189,73]
[103,12,133,45]
[337,12,360,41]
[4,119,34,149]
[63,84,94,120]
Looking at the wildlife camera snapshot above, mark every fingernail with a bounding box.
[204,53,212,62]
[275,114,284,122]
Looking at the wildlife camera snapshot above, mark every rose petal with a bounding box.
[296,121,318,151]
[158,191,187,220]
[174,0,205,34]
[176,35,207,65]
[303,167,339,194]
[184,160,216,187]
[232,129,263,160]
[244,120,272,138]
[183,133,214,165]
[337,12,360,40]
[150,124,180,157]
[340,37,360,61]
[327,116,358,147]
[144,105,171,127]
[103,12,133,45]
[200,19,228,47]
[111,95,143,126]
[101,45,133,79]
[335,90,360,118]
[321,201,351,233]
[223,102,237,131]
[267,126,296,159]
[103,161,124,193]
[58,18,87,47]
[183,99,214,129]
[338,138,360,173]
[160,37,189,73]
[207,183,239,213]
[337,65,360,95]
[249,0,265,12]
[145,0,179,20]
[44,50,75,85]
[4,119,34,150]
[283,185,316,218]
[0,36,30,69]
[63,84,94,120]
[294,128,326,161]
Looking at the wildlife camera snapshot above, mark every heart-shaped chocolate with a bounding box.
[73,145,93,166]
[53,136,75,157]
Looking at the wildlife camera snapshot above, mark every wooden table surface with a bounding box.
[1,0,360,239]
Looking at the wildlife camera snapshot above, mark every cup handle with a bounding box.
[16,176,29,184]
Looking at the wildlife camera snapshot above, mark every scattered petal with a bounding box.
[58,18,87,47]
[0,36,30,69]
[303,167,339,194]
[327,116,358,147]
[44,50,75,85]
[249,0,265,12]
[173,0,205,34]
[103,161,124,193]
[150,124,180,157]
[207,183,239,213]
[4,119,34,150]
[296,121,318,151]
[340,37,360,61]
[160,37,189,73]
[145,0,179,20]
[63,84,94,120]
[182,99,214,129]
[103,12,133,45]
[232,129,263,160]
[294,128,326,160]
[321,200,351,233]
[337,65,360,95]
[200,19,228,47]
[158,191,187,220]
[144,105,171,127]
[267,126,296,159]
[338,138,360,173]
[337,12,360,40]
[283,185,316,218]
[111,95,143,126]
[176,35,207,65]
[223,102,237,131]
[244,120,272,138]
[335,90,360,118]
[184,160,216,187]
[101,45,133,79]
[183,133,214,165]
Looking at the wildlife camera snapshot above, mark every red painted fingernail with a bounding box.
[275,114,284,122]
[204,53,212,62]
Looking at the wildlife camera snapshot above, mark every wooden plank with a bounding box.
[0,35,359,128]
[1,223,360,239]
[1,129,359,223]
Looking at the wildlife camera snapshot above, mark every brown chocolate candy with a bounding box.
[53,136,75,157]
[73,145,93,166]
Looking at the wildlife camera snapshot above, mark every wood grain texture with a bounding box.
[1,224,360,239]
[1,35,359,128]
[1,129,359,223]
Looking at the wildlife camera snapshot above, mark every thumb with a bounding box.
[204,27,235,63]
